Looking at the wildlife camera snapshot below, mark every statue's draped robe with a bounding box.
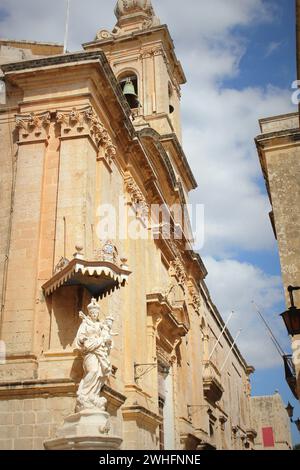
[75,317,111,408]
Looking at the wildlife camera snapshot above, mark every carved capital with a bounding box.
[15,111,51,142]
[56,106,117,167]
[140,47,164,60]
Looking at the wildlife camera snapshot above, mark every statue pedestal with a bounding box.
[44,410,122,450]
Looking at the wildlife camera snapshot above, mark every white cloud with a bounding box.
[187,84,294,256]
[204,256,290,369]
[265,40,282,57]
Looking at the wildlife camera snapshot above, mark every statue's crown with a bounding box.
[87,298,100,313]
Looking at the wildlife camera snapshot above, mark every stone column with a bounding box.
[0,112,50,380]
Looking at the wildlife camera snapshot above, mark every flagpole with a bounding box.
[220,329,242,372]
[64,0,71,54]
[208,311,234,361]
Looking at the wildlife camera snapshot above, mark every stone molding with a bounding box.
[122,405,162,429]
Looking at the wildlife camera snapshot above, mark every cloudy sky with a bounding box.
[0,0,299,443]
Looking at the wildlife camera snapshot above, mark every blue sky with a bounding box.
[227,0,296,90]
[0,0,299,445]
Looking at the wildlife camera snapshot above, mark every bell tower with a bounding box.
[83,0,186,141]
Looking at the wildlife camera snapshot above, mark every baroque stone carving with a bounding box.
[75,298,117,413]
[188,283,201,314]
[54,257,70,274]
[95,27,121,40]
[15,111,51,141]
[124,173,149,222]
[115,0,154,19]
[56,106,117,165]
[140,47,164,60]
[169,257,187,286]
[94,241,119,265]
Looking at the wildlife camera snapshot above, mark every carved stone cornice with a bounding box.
[124,172,149,223]
[56,106,117,167]
[15,111,51,143]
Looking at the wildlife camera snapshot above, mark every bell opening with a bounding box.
[120,75,139,110]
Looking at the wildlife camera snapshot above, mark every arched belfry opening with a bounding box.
[168,82,174,115]
[119,72,139,110]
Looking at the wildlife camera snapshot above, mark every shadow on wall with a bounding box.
[46,286,91,382]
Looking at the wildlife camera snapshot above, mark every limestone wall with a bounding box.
[0,396,74,450]
[251,394,292,450]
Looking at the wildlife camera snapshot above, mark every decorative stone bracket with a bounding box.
[188,282,201,315]
[124,172,149,225]
[169,257,187,286]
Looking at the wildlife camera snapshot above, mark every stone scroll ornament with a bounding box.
[75,298,118,413]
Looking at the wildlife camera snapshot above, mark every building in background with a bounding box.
[0,0,291,450]
[251,393,292,450]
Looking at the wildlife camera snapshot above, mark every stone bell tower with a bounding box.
[83,0,186,141]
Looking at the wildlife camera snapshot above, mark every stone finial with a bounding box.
[96,0,160,40]
[73,244,84,260]
[115,0,154,18]
[114,0,160,31]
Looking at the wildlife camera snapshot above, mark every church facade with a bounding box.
[0,0,291,450]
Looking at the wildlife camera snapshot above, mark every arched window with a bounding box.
[119,72,139,110]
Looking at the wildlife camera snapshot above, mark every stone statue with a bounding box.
[44,298,122,450]
[75,298,116,413]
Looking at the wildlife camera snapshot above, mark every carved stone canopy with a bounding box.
[43,249,131,299]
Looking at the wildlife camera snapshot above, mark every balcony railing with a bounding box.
[283,355,298,399]
[202,360,224,404]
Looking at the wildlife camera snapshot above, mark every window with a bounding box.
[158,396,165,450]
[262,427,275,448]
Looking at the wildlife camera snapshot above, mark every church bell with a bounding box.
[123,78,139,109]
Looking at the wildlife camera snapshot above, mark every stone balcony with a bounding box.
[202,360,224,404]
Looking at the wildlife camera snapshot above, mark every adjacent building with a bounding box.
[255,1,300,403]
[251,393,292,450]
